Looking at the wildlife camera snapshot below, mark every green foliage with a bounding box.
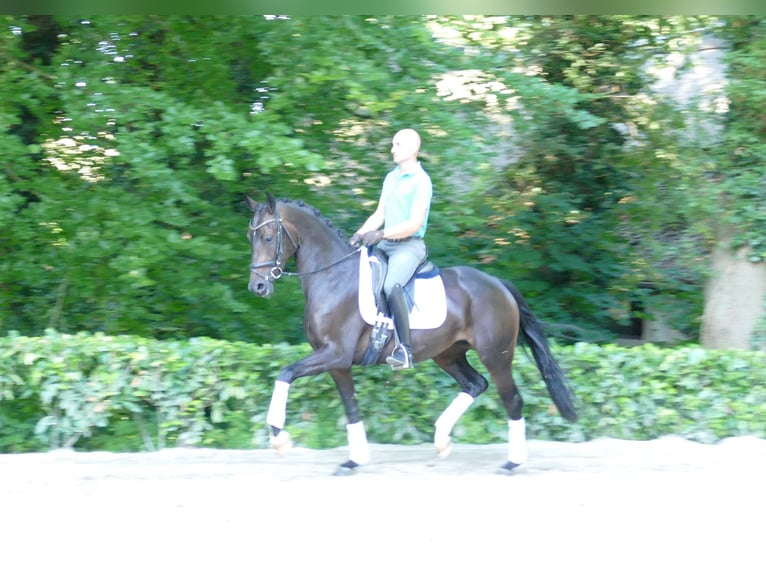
[455,16,717,340]
[751,294,766,351]
[0,15,762,347]
[555,342,766,443]
[1,332,764,453]
[0,15,493,343]
[713,17,766,261]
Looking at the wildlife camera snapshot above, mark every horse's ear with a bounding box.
[245,195,259,212]
[266,192,277,213]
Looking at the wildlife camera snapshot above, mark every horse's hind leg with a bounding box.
[432,348,489,457]
[480,351,527,474]
[330,368,370,476]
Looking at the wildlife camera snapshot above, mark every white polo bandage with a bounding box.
[266,380,290,430]
[346,421,371,465]
[508,417,527,464]
[434,392,474,446]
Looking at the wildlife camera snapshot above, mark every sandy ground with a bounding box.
[2,436,765,574]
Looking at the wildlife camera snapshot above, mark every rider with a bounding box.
[350,128,432,370]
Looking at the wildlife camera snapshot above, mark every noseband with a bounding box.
[249,206,299,281]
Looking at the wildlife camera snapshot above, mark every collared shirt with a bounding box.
[381,162,432,238]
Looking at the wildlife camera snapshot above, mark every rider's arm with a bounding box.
[354,196,386,235]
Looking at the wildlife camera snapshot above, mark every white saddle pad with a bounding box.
[357,248,447,329]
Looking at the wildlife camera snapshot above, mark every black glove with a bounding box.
[349,233,362,246]
[362,230,385,246]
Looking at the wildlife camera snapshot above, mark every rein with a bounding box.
[279,247,361,278]
[249,206,361,281]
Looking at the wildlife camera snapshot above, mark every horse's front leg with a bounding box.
[264,345,354,459]
[329,368,370,476]
[266,379,293,453]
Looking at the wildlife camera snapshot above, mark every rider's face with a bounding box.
[391,132,418,166]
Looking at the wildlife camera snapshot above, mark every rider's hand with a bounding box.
[349,233,362,246]
[362,230,385,246]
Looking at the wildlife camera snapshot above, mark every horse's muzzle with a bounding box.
[249,277,273,297]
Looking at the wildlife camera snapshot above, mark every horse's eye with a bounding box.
[263,235,274,244]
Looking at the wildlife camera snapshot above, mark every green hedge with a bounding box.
[1,330,765,453]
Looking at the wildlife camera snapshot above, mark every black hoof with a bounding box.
[497,461,521,475]
[333,460,359,477]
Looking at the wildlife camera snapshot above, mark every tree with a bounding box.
[2,15,761,348]
[0,15,497,341]
[701,17,766,349]
[430,16,718,341]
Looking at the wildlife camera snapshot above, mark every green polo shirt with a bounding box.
[381,162,432,238]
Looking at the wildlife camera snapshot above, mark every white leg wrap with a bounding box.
[508,417,527,464]
[434,392,475,450]
[266,380,290,430]
[346,421,371,465]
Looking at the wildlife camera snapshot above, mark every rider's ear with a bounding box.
[266,192,277,213]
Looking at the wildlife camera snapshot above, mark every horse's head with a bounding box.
[246,193,299,297]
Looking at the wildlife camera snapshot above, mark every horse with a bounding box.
[246,193,577,475]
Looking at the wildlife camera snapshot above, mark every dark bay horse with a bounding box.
[246,193,576,475]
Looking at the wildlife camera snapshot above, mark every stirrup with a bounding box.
[386,344,413,370]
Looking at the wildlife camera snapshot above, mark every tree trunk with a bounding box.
[701,239,766,350]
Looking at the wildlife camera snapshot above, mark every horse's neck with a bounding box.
[295,235,359,309]
[289,210,353,279]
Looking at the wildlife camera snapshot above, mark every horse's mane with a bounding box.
[270,197,350,244]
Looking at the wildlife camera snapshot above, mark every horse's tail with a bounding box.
[502,280,578,422]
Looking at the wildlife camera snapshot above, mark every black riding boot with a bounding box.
[386,284,413,370]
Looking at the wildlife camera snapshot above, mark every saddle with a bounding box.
[367,247,438,316]
[358,247,446,365]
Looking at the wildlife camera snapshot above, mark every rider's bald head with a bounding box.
[394,128,421,152]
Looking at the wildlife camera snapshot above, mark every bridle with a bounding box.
[249,205,361,282]
[248,206,299,281]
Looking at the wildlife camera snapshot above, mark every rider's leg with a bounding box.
[380,238,427,296]
[386,283,412,369]
[380,238,426,370]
